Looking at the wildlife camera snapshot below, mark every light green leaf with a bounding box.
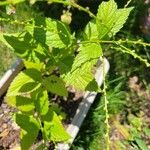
[96,0,133,39]
[32,89,49,115]
[43,75,68,96]
[42,110,70,142]
[72,43,102,69]
[6,96,35,112]
[84,19,98,40]
[135,138,149,150]
[96,0,117,39]
[7,69,42,97]
[46,18,73,48]
[24,60,45,71]
[63,43,102,91]
[14,113,40,150]
[0,0,25,5]
[110,7,133,37]
[143,128,150,139]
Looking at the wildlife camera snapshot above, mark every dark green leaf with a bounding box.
[14,113,40,150]
[32,88,49,115]
[43,75,68,96]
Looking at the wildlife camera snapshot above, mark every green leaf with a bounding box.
[3,33,46,62]
[24,60,45,71]
[7,69,42,97]
[3,33,33,57]
[36,143,48,150]
[0,33,19,49]
[84,19,98,40]
[0,0,25,5]
[72,43,102,69]
[63,43,102,91]
[135,138,149,150]
[96,0,117,39]
[96,0,133,39]
[32,89,49,116]
[43,75,68,96]
[26,18,73,49]
[58,56,74,74]
[6,96,35,112]
[110,7,133,37]
[46,18,73,48]
[143,128,150,139]
[42,110,70,142]
[14,113,40,150]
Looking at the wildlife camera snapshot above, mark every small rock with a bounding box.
[1,104,7,109]
[0,129,9,138]
[12,122,20,130]
[0,114,4,118]
[2,123,7,129]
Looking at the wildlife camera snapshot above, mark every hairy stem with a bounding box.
[49,0,96,18]
[102,57,110,150]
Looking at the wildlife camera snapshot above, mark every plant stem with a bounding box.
[124,0,132,8]
[102,57,110,150]
[100,39,150,47]
[49,0,96,18]
[81,39,150,47]
[112,43,150,67]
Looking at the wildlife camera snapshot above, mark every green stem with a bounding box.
[114,42,150,67]
[102,56,110,150]
[49,0,96,18]
[81,39,150,47]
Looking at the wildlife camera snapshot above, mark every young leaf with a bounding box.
[14,113,40,150]
[110,7,133,37]
[84,19,98,40]
[32,88,49,116]
[63,43,102,91]
[43,75,68,96]
[96,0,117,39]
[7,69,42,97]
[96,0,133,39]
[6,96,35,112]
[42,110,70,142]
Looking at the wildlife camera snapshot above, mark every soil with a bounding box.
[0,88,84,150]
